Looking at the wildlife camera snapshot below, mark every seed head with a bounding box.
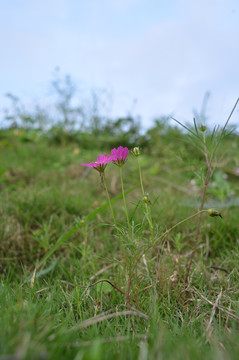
[207,208,222,218]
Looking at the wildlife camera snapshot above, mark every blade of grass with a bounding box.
[28,259,58,282]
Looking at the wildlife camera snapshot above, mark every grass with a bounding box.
[0,129,239,359]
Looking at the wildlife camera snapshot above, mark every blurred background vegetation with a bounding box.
[1,71,237,153]
[0,71,197,150]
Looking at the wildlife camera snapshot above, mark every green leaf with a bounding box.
[96,282,112,293]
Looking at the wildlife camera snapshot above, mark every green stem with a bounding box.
[102,173,128,262]
[83,222,87,272]
[147,206,154,237]
[119,166,131,231]
[185,133,210,283]
[102,173,117,226]
[137,157,154,237]
[137,157,145,196]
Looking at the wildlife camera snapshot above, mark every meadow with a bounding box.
[0,112,239,359]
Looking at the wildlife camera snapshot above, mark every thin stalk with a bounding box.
[102,173,117,226]
[211,97,239,158]
[82,222,87,272]
[119,166,131,231]
[218,97,239,142]
[155,209,209,245]
[185,131,211,283]
[137,157,145,196]
[102,172,130,263]
[126,209,209,306]
[174,100,238,284]
[137,157,154,237]
[102,173,128,262]
[185,100,238,283]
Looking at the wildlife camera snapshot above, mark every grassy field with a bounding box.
[0,126,239,360]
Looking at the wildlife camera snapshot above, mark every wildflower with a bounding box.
[107,146,130,167]
[81,154,111,173]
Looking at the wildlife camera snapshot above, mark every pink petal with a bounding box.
[81,163,95,168]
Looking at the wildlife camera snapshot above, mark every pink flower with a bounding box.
[106,146,130,167]
[81,154,111,173]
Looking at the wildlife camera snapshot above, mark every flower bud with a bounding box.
[143,196,148,203]
[132,147,141,157]
[207,208,222,218]
[76,217,86,225]
[143,193,151,205]
[200,125,207,132]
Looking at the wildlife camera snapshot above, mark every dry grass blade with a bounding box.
[206,288,222,334]
[35,286,51,294]
[191,288,239,321]
[30,268,36,289]
[89,261,123,281]
[67,310,149,331]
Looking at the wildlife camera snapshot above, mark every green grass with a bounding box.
[0,131,239,359]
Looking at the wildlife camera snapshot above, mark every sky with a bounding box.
[0,0,239,129]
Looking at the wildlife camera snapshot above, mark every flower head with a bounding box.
[107,146,130,167]
[81,154,111,173]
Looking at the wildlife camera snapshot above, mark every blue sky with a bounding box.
[1,0,239,128]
